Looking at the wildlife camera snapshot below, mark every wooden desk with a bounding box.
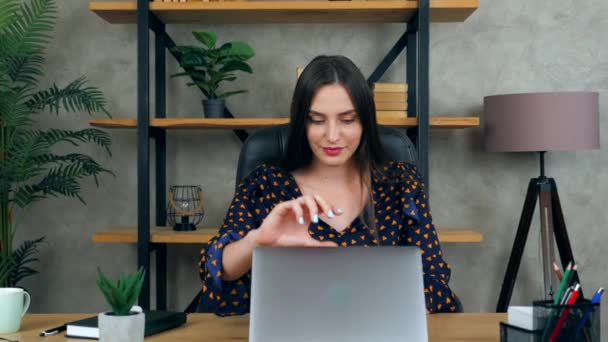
[2,313,506,342]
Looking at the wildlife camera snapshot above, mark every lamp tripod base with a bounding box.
[496,176,581,312]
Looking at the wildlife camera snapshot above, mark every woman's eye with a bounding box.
[308,117,324,124]
[342,119,356,124]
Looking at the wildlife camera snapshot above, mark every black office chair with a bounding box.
[235,124,417,189]
[186,124,463,313]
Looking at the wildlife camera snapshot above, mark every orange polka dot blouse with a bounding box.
[198,161,458,315]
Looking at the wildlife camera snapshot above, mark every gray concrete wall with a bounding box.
[16,0,607,337]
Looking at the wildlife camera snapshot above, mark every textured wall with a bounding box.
[16,0,607,337]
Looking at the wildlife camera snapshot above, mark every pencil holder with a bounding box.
[500,322,540,342]
[533,299,600,342]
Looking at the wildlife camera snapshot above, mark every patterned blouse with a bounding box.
[197,161,458,315]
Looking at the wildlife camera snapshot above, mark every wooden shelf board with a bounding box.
[92,226,483,244]
[89,1,478,24]
[90,116,479,129]
[152,117,290,129]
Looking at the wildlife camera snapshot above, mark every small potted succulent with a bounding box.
[97,267,146,342]
[171,30,255,118]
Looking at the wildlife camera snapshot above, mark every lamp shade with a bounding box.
[483,92,600,152]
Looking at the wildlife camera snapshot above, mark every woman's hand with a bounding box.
[254,194,341,247]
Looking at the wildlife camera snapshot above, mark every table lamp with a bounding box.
[167,185,205,231]
[483,91,600,312]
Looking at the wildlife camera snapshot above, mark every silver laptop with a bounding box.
[250,247,428,342]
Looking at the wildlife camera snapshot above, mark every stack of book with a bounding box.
[373,82,408,121]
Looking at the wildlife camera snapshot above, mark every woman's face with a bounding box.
[306,83,363,168]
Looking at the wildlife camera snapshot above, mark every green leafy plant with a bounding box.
[0,0,113,287]
[171,30,255,99]
[97,267,146,316]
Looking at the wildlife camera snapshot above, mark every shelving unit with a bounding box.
[88,0,480,311]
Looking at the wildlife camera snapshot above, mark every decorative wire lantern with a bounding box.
[167,185,204,231]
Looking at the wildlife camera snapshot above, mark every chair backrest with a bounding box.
[235,124,417,188]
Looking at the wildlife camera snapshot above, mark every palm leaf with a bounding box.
[26,77,111,116]
[0,0,21,78]
[0,253,16,287]
[11,185,45,207]
[5,130,49,182]
[33,153,115,185]
[12,163,91,206]
[39,128,112,156]
[16,157,113,206]
[31,163,93,203]
[11,153,116,208]
[9,237,45,286]
[0,0,20,32]
[3,0,56,56]
[0,87,34,128]
[8,54,44,87]
[8,129,113,207]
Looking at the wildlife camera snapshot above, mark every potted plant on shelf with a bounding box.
[97,267,146,342]
[0,0,114,289]
[171,30,255,118]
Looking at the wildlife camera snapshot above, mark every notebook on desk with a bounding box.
[65,311,186,339]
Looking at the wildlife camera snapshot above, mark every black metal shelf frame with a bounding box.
[135,0,430,310]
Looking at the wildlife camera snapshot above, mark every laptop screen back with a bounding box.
[250,247,428,342]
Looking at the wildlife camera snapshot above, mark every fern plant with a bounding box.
[0,0,113,287]
[97,267,146,316]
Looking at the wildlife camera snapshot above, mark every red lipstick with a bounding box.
[323,147,343,156]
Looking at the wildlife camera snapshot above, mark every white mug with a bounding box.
[0,287,31,333]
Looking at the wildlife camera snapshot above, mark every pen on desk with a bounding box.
[39,324,66,337]
[574,287,604,336]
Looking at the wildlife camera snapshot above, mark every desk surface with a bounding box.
[2,313,506,342]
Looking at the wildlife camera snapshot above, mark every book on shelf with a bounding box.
[373,82,408,93]
[66,311,187,339]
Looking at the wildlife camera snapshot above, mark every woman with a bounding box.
[197,55,458,315]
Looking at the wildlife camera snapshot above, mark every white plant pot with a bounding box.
[98,311,145,342]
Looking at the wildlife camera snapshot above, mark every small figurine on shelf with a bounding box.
[171,31,255,118]
[167,185,205,231]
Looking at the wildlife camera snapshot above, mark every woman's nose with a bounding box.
[326,121,339,142]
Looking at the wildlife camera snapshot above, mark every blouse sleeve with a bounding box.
[398,164,458,313]
[197,173,262,316]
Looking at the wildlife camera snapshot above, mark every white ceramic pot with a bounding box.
[98,311,145,342]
